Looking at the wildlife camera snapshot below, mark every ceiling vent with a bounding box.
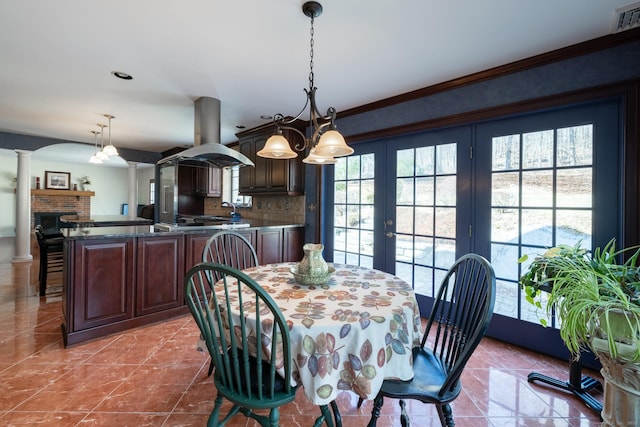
[612,2,640,33]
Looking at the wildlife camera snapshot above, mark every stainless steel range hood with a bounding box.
[157,97,254,168]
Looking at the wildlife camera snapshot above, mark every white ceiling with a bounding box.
[0,0,636,162]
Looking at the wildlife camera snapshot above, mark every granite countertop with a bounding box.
[60,215,153,228]
[61,219,304,240]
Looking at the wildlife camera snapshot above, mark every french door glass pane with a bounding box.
[395,143,457,296]
[333,154,375,267]
[490,124,593,325]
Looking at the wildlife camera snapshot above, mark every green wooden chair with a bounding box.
[184,262,339,427]
[201,230,260,376]
[366,253,497,427]
[202,230,259,279]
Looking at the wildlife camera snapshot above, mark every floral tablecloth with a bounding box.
[200,262,422,406]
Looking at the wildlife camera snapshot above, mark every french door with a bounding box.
[324,98,621,360]
[474,100,620,359]
[325,127,472,312]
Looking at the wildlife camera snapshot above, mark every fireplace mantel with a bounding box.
[31,189,95,197]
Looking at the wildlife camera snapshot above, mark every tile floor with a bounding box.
[0,259,606,426]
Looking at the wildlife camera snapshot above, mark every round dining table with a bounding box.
[200,262,423,406]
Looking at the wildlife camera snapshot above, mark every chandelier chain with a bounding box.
[308,15,315,91]
[257,2,351,163]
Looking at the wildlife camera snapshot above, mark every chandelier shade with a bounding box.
[257,132,298,159]
[258,1,351,164]
[302,147,337,164]
[314,130,353,157]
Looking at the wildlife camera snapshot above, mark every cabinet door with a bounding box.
[136,234,185,316]
[234,229,257,250]
[72,238,134,331]
[239,139,254,192]
[268,157,287,193]
[178,166,194,194]
[193,167,209,195]
[283,227,304,262]
[237,124,305,195]
[207,167,222,197]
[253,136,269,190]
[256,228,283,265]
[185,233,212,270]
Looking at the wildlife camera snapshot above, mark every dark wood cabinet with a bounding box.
[62,225,303,346]
[207,167,222,197]
[135,234,184,316]
[283,227,305,262]
[256,228,283,265]
[67,238,135,334]
[185,233,212,270]
[177,166,205,215]
[178,165,221,197]
[237,122,305,195]
[185,229,257,270]
[62,235,188,347]
[178,165,195,194]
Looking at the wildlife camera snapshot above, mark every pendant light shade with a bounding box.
[96,124,109,160]
[88,130,103,164]
[102,114,119,156]
[257,133,298,159]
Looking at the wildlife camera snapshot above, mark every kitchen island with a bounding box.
[61,221,304,346]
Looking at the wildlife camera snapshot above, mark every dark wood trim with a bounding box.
[345,79,640,144]
[339,28,640,120]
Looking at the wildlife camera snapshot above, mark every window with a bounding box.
[222,166,251,206]
[149,179,155,204]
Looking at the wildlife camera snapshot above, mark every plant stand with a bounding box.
[596,347,640,426]
[528,356,603,417]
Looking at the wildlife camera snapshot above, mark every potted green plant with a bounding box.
[520,239,640,426]
[80,176,91,191]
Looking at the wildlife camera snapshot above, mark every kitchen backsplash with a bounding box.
[204,195,305,224]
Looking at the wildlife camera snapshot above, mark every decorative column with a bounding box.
[13,149,33,263]
[127,162,138,219]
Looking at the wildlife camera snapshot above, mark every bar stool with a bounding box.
[34,225,64,296]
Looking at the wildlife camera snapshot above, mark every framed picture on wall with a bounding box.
[45,171,71,190]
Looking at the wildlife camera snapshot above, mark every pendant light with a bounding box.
[102,114,119,156]
[96,124,109,160]
[257,1,352,164]
[88,130,103,164]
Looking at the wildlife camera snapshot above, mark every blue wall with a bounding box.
[337,40,640,137]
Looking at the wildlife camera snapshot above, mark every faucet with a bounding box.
[222,201,236,216]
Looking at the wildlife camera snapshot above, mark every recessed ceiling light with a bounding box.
[111,71,133,80]
[260,115,273,120]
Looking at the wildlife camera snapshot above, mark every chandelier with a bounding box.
[257,1,352,164]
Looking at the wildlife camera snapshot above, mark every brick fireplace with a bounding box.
[31,190,92,231]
